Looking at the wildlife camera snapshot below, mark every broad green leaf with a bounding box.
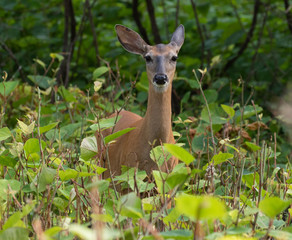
[197,89,218,104]
[3,212,23,230]
[69,224,96,240]
[86,180,109,194]
[221,104,235,118]
[164,144,194,165]
[0,80,19,96]
[59,169,78,181]
[28,75,56,89]
[163,207,181,224]
[0,227,29,240]
[119,192,143,219]
[93,66,108,79]
[44,226,63,237]
[90,116,121,131]
[30,167,56,192]
[0,179,21,200]
[17,120,35,135]
[58,86,76,102]
[39,122,59,134]
[203,152,234,170]
[80,136,98,161]
[235,105,263,123]
[160,230,193,239]
[191,134,206,153]
[166,166,190,189]
[53,197,68,210]
[245,141,261,152]
[176,194,226,221]
[152,170,171,193]
[259,197,291,219]
[23,138,46,161]
[104,127,135,144]
[201,103,228,125]
[0,127,11,141]
[150,145,171,167]
[0,154,17,167]
[242,172,259,189]
[46,122,81,141]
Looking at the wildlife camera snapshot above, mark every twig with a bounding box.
[190,0,205,68]
[132,0,151,44]
[223,0,261,73]
[284,0,292,34]
[146,0,162,44]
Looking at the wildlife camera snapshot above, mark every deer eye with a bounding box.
[144,55,152,63]
[171,56,178,62]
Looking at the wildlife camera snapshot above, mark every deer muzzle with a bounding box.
[153,74,168,85]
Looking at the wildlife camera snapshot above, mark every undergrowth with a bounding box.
[0,60,291,240]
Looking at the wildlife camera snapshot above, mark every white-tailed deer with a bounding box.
[98,24,184,178]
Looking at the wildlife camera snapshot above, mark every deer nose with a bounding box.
[153,74,168,85]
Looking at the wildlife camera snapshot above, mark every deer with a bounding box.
[97,24,184,180]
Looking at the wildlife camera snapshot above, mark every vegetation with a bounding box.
[0,0,292,239]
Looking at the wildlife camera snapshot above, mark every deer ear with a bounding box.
[170,24,184,51]
[115,25,148,55]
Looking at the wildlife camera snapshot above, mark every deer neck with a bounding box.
[142,84,173,143]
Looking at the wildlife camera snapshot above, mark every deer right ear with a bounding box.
[170,24,185,51]
[115,25,148,55]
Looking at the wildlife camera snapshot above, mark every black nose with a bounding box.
[153,74,168,85]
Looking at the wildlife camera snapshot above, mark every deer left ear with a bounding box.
[170,24,184,51]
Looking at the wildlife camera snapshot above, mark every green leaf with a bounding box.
[245,141,261,152]
[201,103,228,125]
[0,127,11,141]
[30,167,56,193]
[0,179,21,201]
[93,66,108,79]
[150,145,172,167]
[44,226,63,237]
[2,212,22,230]
[166,166,190,189]
[0,80,19,96]
[164,144,194,166]
[259,197,291,219]
[58,86,76,102]
[0,227,29,240]
[198,89,218,104]
[221,104,235,118]
[39,122,59,134]
[80,136,98,161]
[176,194,226,221]
[23,138,46,161]
[53,197,68,211]
[203,152,234,170]
[0,154,17,168]
[152,170,171,193]
[28,75,56,89]
[191,134,206,153]
[59,169,78,181]
[17,120,35,135]
[119,192,143,219]
[50,53,64,61]
[160,230,193,239]
[90,116,121,131]
[104,128,135,144]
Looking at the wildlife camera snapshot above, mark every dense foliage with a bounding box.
[0,0,292,239]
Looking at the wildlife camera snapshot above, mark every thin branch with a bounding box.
[223,0,261,73]
[190,0,205,68]
[284,0,292,34]
[0,41,26,82]
[132,0,151,44]
[146,0,162,44]
[57,0,77,87]
[85,0,100,67]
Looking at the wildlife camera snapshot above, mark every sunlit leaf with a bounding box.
[221,104,235,118]
[203,152,233,170]
[164,144,194,165]
[104,127,135,144]
[0,127,11,141]
[93,66,108,79]
[0,80,19,96]
[259,197,291,219]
